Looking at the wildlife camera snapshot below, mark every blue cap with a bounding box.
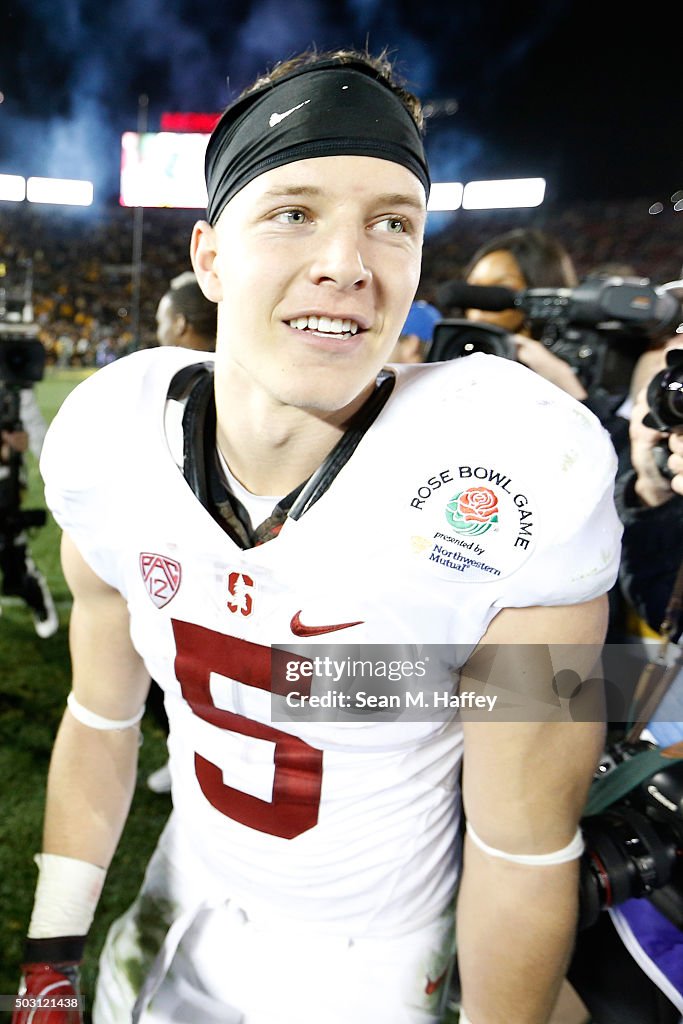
[400,300,441,341]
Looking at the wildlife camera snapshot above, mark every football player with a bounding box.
[15,48,621,1024]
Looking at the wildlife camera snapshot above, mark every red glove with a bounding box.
[12,962,82,1024]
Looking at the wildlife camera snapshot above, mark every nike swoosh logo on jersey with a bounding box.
[290,611,363,637]
[424,967,449,996]
[268,99,311,127]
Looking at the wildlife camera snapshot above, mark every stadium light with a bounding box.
[427,182,463,212]
[120,131,208,208]
[26,177,94,207]
[462,177,546,210]
[0,174,26,202]
[116,130,548,214]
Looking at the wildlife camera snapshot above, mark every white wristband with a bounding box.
[28,853,106,938]
[466,822,584,865]
[67,691,145,731]
[459,1011,473,1024]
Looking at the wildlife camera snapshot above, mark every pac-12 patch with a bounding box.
[140,552,182,608]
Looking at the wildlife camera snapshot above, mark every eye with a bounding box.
[274,208,308,225]
[374,216,408,234]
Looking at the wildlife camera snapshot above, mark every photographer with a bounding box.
[616,340,683,646]
[2,387,47,460]
[0,377,58,639]
[462,230,633,454]
[464,229,581,390]
[565,341,683,1024]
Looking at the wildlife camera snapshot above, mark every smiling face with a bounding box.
[191,154,426,416]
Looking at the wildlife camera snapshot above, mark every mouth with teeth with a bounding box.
[288,315,359,337]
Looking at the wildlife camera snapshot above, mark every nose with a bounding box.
[308,225,372,291]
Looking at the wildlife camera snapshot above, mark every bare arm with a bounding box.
[42,531,151,868]
[456,596,608,1024]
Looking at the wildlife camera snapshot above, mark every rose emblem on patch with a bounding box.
[445,486,499,536]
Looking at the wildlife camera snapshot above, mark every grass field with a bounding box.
[0,369,171,1016]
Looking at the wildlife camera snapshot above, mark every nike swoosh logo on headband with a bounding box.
[269,100,311,127]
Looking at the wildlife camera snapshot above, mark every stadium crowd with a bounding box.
[0,197,681,359]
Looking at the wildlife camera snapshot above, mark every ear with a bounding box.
[174,313,188,340]
[190,220,223,302]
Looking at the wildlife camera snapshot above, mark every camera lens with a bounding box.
[645,362,683,430]
[461,337,507,357]
[578,807,676,929]
[427,320,517,362]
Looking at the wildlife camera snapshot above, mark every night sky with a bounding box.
[0,0,678,208]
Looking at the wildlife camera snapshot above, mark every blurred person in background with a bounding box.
[617,338,683,652]
[459,236,672,459]
[0,388,58,638]
[388,298,441,363]
[627,269,683,413]
[465,228,578,304]
[462,227,591,402]
[155,270,217,352]
[94,334,118,368]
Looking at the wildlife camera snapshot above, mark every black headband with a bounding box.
[205,60,430,225]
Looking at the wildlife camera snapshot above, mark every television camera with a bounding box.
[427,276,683,395]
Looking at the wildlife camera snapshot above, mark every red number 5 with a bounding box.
[172,619,322,839]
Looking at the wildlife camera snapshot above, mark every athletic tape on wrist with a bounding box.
[28,853,106,939]
[67,691,144,730]
[466,822,584,865]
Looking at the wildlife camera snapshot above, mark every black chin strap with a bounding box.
[167,364,395,548]
[176,364,215,509]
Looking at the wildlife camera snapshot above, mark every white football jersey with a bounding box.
[41,347,622,935]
